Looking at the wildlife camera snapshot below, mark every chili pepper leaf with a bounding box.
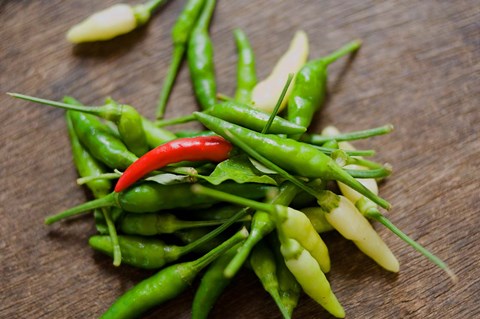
[146,173,197,185]
[197,155,278,185]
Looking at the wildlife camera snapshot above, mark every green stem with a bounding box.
[262,73,294,134]
[156,45,187,119]
[102,208,122,267]
[303,124,394,145]
[9,93,103,115]
[181,208,250,254]
[321,40,362,66]
[365,208,457,283]
[143,0,168,13]
[192,185,274,213]
[44,193,116,225]
[347,157,386,170]
[217,93,234,101]
[155,113,195,127]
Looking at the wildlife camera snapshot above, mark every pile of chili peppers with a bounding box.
[10,0,456,318]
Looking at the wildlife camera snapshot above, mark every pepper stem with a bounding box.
[44,193,116,225]
[181,208,250,256]
[102,207,122,267]
[262,73,294,134]
[312,145,376,157]
[344,166,392,179]
[155,113,195,127]
[303,124,394,145]
[192,185,274,213]
[364,206,457,283]
[155,45,187,119]
[8,93,104,115]
[320,40,362,66]
[190,227,249,273]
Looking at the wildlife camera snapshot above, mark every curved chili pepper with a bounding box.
[188,0,217,110]
[114,136,232,192]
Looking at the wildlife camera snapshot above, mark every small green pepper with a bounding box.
[233,28,257,104]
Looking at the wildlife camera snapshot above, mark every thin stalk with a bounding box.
[217,93,234,101]
[303,124,394,145]
[155,113,195,127]
[143,0,168,13]
[344,167,392,179]
[9,93,103,115]
[262,73,294,134]
[312,145,376,157]
[44,193,116,225]
[365,208,457,283]
[77,173,121,185]
[321,40,362,66]
[102,208,122,266]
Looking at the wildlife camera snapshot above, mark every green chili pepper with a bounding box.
[156,101,306,134]
[99,227,248,319]
[155,0,207,118]
[90,207,249,269]
[10,93,149,157]
[268,233,301,318]
[193,112,391,210]
[44,182,272,224]
[249,240,291,319]
[287,40,361,135]
[175,130,215,138]
[188,0,217,110]
[224,182,299,278]
[191,243,240,319]
[302,124,394,145]
[64,100,122,266]
[233,28,257,104]
[119,212,245,235]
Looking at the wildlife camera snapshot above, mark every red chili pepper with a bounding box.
[114,136,233,192]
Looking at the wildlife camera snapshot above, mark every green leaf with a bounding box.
[197,155,278,185]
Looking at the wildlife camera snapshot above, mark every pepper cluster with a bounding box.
[9,0,456,318]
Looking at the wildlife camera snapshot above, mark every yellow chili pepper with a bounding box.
[250,31,309,113]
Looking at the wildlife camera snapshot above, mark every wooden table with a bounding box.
[2,1,479,318]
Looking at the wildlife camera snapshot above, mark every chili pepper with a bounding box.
[141,118,177,148]
[114,136,232,192]
[155,101,307,134]
[155,0,208,118]
[64,101,122,266]
[279,237,345,318]
[90,207,249,269]
[233,28,257,104]
[192,185,331,272]
[66,0,167,43]
[318,191,400,272]
[100,227,248,319]
[249,240,291,319]
[250,31,308,113]
[223,182,300,278]
[119,212,246,235]
[268,233,301,318]
[188,0,217,110]
[193,112,391,209]
[93,207,124,235]
[176,204,244,220]
[44,182,272,224]
[191,244,240,319]
[175,130,215,138]
[10,93,149,157]
[287,40,361,134]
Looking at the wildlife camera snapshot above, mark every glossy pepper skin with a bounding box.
[156,0,207,118]
[99,229,248,319]
[188,0,217,110]
[194,112,391,210]
[233,28,257,104]
[287,40,361,134]
[114,136,232,192]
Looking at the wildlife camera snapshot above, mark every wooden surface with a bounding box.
[1,0,479,318]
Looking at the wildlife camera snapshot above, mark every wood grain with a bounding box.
[1,0,479,318]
